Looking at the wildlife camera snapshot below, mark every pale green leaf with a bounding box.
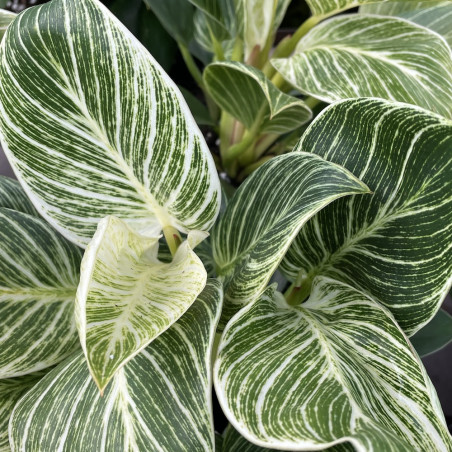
[204,61,312,134]
[281,98,452,335]
[0,0,221,247]
[411,309,452,357]
[0,208,82,378]
[212,152,369,325]
[189,0,238,35]
[0,371,47,452]
[75,215,208,392]
[272,15,452,117]
[215,278,452,451]
[0,176,37,216]
[11,280,223,452]
[0,9,15,41]
[360,2,452,47]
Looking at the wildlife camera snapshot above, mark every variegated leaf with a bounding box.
[76,215,208,392]
[281,98,452,335]
[211,152,369,325]
[0,0,220,248]
[272,15,452,117]
[0,371,47,452]
[0,176,37,216]
[0,9,14,41]
[0,208,82,378]
[360,1,452,47]
[204,61,312,134]
[215,278,452,451]
[11,281,222,452]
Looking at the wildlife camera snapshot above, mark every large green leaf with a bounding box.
[411,309,452,357]
[0,175,37,215]
[360,1,452,47]
[76,215,208,392]
[204,61,312,134]
[0,9,15,41]
[11,280,222,451]
[215,278,452,451]
[272,15,452,117]
[212,152,369,325]
[281,98,452,335]
[0,0,220,247]
[0,208,82,378]
[0,371,47,452]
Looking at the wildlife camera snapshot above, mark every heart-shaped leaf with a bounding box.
[215,278,452,451]
[272,15,452,117]
[0,208,82,378]
[76,216,208,392]
[11,281,222,452]
[281,98,452,335]
[204,61,312,134]
[0,0,220,247]
[212,152,369,325]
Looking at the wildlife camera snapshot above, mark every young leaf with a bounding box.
[410,310,452,357]
[11,281,222,452]
[204,61,312,134]
[0,9,14,41]
[0,371,47,451]
[0,209,82,378]
[281,98,452,335]
[212,152,369,325]
[0,0,220,247]
[76,216,208,393]
[0,175,37,216]
[360,1,452,47]
[214,278,452,451]
[272,15,452,117]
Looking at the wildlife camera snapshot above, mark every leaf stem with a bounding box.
[163,226,182,257]
[285,277,312,305]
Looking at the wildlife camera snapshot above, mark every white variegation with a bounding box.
[282,98,452,335]
[0,176,37,216]
[204,61,312,134]
[215,278,452,451]
[10,281,222,452]
[0,9,14,41]
[212,152,369,326]
[272,15,452,117]
[76,216,208,392]
[0,0,220,248]
[0,208,82,378]
[360,1,452,47]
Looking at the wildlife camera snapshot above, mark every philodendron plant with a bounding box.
[0,0,451,450]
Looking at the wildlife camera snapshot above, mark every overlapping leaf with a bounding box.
[360,1,452,47]
[272,15,452,117]
[0,371,46,452]
[212,152,369,325]
[76,216,208,392]
[215,278,452,451]
[282,98,452,335]
[0,209,82,378]
[0,176,37,215]
[11,281,222,452]
[0,0,220,247]
[0,9,14,41]
[204,61,312,134]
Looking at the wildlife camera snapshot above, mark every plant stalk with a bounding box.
[163,226,182,257]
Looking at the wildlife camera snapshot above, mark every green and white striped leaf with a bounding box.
[0,9,14,41]
[215,278,452,451]
[76,215,208,392]
[0,208,82,378]
[360,2,452,47]
[0,176,37,216]
[272,15,452,117]
[204,61,312,134]
[410,309,452,357]
[281,98,452,335]
[211,152,369,325]
[0,0,221,248]
[11,280,222,452]
[0,371,47,452]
